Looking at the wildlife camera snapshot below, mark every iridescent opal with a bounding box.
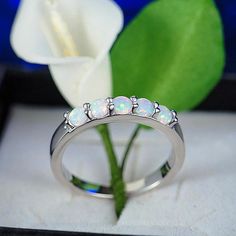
[154,105,173,125]
[113,96,133,114]
[90,98,109,119]
[68,107,88,127]
[135,98,155,117]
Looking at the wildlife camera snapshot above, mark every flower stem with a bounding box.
[121,125,141,172]
[96,124,127,218]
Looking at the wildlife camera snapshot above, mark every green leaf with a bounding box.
[111,0,225,111]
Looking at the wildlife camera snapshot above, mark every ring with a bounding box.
[50,96,185,198]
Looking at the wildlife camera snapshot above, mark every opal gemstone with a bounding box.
[154,105,173,125]
[90,98,109,119]
[113,96,133,114]
[135,98,155,117]
[68,107,88,127]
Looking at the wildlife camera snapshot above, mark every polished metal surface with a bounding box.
[50,112,185,199]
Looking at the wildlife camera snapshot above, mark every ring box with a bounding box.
[0,68,236,236]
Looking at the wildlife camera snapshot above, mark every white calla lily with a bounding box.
[11,0,123,107]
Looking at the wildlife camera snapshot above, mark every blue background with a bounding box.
[0,0,235,73]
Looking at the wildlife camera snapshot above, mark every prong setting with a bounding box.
[106,97,113,104]
[130,96,138,102]
[109,104,115,112]
[63,111,70,119]
[130,96,139,109]
[83,102,93,118]
[64,112,76,132]
[107,97,114,112]
[171,110,177,117]
[169,117,178,127]
[83,103,90,112]
[64,111,70,126]
[153,102,160,113]
[64,124,75,132]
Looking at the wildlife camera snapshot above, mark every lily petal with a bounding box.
[11,0,123,107]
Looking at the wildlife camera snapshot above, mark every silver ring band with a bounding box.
[50,96,185,198]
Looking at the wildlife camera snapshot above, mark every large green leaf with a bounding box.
[111,0,225,111]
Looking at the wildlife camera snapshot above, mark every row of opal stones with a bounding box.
[68,96,174,128]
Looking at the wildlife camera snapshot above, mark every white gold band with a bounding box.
[50,96,185,198]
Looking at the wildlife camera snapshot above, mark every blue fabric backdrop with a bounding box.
[0,0,235,73]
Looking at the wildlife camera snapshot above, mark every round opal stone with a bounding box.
[134,98,155,117]
[90,98,109,119]
[154,105,173,125]
[113,96,133,114]
[68,107,88,127]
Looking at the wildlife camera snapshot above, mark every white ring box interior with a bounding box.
[0,105,235,236]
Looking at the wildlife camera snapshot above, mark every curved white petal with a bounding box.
[10,0,123,107]
[49,55,112,107]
